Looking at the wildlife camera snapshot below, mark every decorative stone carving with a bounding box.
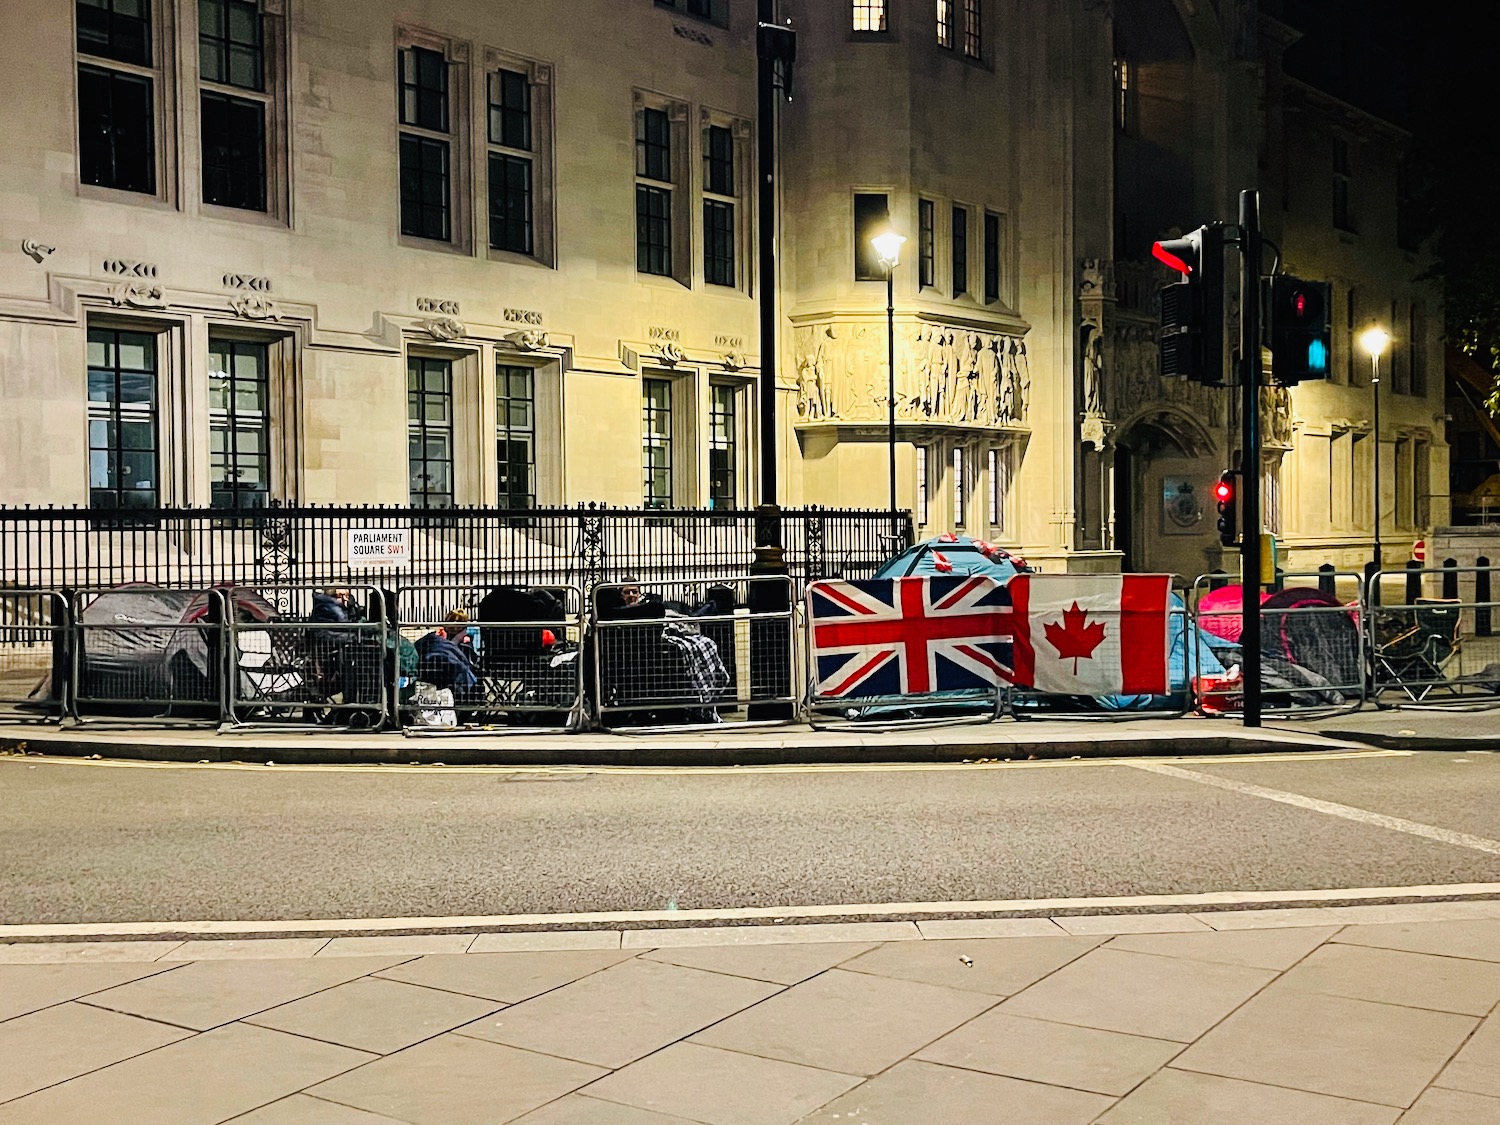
[109,282,167,309]
[1111,318,1225,430]
[1262,385,1294,448]
[21,239,55,263]
[720,350,746,371]
[420,316,466,341]
[102,258,157,278]
[792,320,1029,429]
[230,293,282,321]
[505,329,550,351]
[416,297,460,315]
[654,341,685,366]
[1079,258,1113,296]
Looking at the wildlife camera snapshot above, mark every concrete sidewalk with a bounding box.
[0,703,1493,765]
[3,903,1500,1124]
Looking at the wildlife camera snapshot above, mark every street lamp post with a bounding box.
[1360,325,1390,583]
[872,230,906,546]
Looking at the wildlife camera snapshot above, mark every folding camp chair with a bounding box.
[1373,597,1463,702]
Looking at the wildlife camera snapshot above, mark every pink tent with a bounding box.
[1196,584,1269,642]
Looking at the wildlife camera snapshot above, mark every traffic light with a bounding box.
[1214,470,1239,548]
[1153,223,1226,386]
[1268,275,1333,385]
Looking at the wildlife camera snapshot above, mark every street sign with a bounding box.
[347,528,411,570]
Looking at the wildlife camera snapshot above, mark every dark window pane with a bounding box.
[637,107,671,182]
[407,356,454,508]
[398,46,447,132]
[400,133,450,241]
[984,212,1000,302]
[208,338,270,508]
[488,153,534,254]
[86,326,159,509]
[77,0,151,66]
[709,383,736,509]
[853,192,890,280]
[496,363,536,509]
[642,377,673,508]
[705,124,734,195]
[78,65,156,194]
[952,205,968,295]
[919,199,935,288]
[201,91,266,210]
[704,199,735,286]
[637,185,672,275]
[199,0,263,91]
[489,68,531,150]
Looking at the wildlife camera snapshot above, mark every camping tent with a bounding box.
[874,534,1029,581]
[73,584,278,712]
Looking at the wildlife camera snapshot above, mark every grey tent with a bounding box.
[73,584,277,712]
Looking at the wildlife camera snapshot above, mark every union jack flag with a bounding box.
[807,575,1022,699]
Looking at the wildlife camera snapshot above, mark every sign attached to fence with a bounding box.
[347,528,411,570]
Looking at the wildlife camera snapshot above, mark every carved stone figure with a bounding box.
[420,316,465,341]
[231,293,282,321]
[110,282,167,309]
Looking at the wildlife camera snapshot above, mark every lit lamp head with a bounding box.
[1359,325,1390,358]
[871,229,906,270]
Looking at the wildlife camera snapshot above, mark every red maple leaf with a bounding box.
[1043,602,1107,672]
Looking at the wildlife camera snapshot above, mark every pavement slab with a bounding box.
[1398,1087,1500,1125]
[80,955,415,1031]
[0,1023,374,1125]
[1104,925,1339,969]
[1437,1012,1500,1098]
[1173,982,1479,1107]
[914,1008,1184,1096]
[244,976,503,1054]
[374,949,637,1004]
[995,946,1277,1042]
[690,968,997,1076]
[838,934,1105,996]
[455,958,781,1068]
[639,941,878,984]
[1274,941,1500,1015]
[579,1041,862,1125]
[222,1094,413,1124]
[508,1096,703,1125]
[1332,918,1500,962]
[0,960,178,1023]
[0,1001,191,1104]
[307,1034,606,1125]
[794,1058,1114,1125]
[1096,1069,1401,1125]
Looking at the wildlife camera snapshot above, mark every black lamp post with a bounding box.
[1361,325,1390,576]
[873,229,906,545]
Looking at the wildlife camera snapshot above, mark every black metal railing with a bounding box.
[0,504,910,596]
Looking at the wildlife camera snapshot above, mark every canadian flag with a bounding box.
[1011,575,1173,696]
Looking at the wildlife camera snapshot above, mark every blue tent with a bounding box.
[873,535,1029,581]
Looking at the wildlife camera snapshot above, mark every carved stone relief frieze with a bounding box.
[1262,385,1294,449]
[1110,318,1226,432]
[792,320,1029,429]
[505,329,550,351]
[110,282,167,309]
[420,316,466,341]
[230,293,282,321]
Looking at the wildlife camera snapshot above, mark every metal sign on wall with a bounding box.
[347,528,411,570]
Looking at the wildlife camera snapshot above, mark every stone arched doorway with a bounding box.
[1113,409,1220,577]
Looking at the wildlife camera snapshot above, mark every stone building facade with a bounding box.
[0,0,1446,578]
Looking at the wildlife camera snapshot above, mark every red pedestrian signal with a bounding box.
[1215,470,1239,547]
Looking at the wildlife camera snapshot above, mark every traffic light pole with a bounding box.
[1238,190,1263,728]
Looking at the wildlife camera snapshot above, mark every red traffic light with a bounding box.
[1213,479,1234,503]
[1293,292,1307,317]
[1152,241,1193,275]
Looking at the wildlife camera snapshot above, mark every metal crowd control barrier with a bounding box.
[1190,571,1367,718]
[0,589,66,722]
[395,583,584,733]
[591,576,798,731]
[803,577,1005,731]
[69,586,228,725]
[1369,565,1500,707]
[1009,588,1195,721]
[224,584,390,730]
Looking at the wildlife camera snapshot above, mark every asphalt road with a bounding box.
[2,748,1499,926]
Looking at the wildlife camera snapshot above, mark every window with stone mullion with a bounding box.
[636,107,675,276]
[496,364,536,510]
[398,46,452,242]
[199,0,263,91]
[76,0,159,195]
[87,326,160,510]
[487,68,534,254]
[78,0,152,66]
[703,124,736,287]
[208,338,270,509]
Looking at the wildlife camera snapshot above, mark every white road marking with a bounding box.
[4,881,1500,940]
[1132,761,1500,857]
[0,747,1407,776]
